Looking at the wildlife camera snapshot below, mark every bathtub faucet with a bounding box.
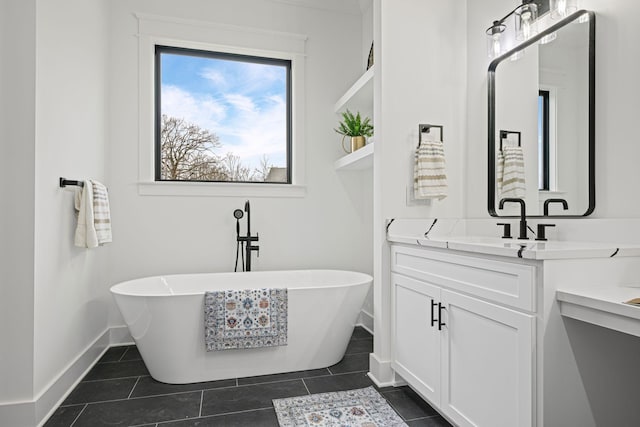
[234,200,259,271]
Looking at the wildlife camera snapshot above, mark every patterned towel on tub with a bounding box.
[204,288,288,351]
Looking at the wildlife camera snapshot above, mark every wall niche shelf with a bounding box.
[333,66,375,171]
[334,65,374,114]
[334,142,374,171]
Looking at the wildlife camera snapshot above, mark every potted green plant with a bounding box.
[334,109,374,153]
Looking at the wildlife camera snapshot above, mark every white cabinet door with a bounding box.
[440,289,535,427]
[392,274,441,406]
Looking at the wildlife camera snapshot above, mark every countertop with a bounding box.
[557,285,640,338]
[387,233,640,260]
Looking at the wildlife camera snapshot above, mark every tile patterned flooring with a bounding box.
[44,328,452,427]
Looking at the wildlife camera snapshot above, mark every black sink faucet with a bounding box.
[543,198,569,216]
[499,198,528,240]
[235,200,259,271]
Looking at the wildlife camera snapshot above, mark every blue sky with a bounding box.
[160,52,288,171]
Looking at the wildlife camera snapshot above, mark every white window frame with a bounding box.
[136,14,307,197]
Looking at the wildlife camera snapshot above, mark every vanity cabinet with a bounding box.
[391,245,535,427]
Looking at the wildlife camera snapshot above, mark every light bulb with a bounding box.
[515,3,538,41]
[551,0,578,19]
[492,35,502,58]
[557,0,567,16]
[521,16,532,39]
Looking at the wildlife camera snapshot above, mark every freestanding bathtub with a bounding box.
[110,270,372,384]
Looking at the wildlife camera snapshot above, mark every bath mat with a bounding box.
[204,288,287,351]
[273,386,408,427]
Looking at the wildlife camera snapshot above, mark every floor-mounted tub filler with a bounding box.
[110,270,372,384]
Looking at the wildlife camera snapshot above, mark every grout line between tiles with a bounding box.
[127,376,142,399]
[68,404,88,427]
[61,389,203,407]
[301,378,311,395]
[81,374,143,383]
[198,390,204,417]
[117,347,129,362]
[404,414,447,422]
[155,407,275,425]
[76,377,311,405]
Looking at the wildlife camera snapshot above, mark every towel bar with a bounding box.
[418,124,444,148]
[59,177,84,188]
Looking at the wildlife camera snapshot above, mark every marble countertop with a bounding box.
[387,233,640,260]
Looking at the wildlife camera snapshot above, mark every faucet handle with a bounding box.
[497,223,512,239]
[535,224,556,241]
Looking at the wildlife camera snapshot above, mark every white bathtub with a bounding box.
[110,270,372,384]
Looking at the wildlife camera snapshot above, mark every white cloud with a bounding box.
[219,95,287,169]
[200,68,227,88]
[161,85,226,132]
[224,94,256,113]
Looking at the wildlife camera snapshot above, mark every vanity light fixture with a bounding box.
[514,1,538,41]
[486,0,551,59]
[550,0,578,19]
[486,21,506,59]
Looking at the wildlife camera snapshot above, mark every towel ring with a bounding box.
[499,130,521,151]
[418,124,444,148]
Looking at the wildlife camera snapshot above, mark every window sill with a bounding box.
[137,181,306,198]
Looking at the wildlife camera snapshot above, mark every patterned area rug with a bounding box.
[273,387,408,426]
[204,288,287,351]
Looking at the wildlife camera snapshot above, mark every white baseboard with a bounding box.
[109,325,134,345]
[0,326,134,427]
[357,309,374,334]
[368,352,395,387]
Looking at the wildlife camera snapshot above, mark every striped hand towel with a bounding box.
[414,140,447,200]
[496,150,505,196]
[499,146,526,198]
[74,179,112,248]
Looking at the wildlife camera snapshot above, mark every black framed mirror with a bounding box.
[488,10,595,217]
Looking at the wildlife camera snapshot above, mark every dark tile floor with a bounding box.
[44,327,452,427]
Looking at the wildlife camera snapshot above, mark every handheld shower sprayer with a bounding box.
[233,209,245,272]
[232,201,259,272]
[233,209,244,236]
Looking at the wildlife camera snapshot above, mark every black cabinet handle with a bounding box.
[438,303,446,330]
[431,299,438,327]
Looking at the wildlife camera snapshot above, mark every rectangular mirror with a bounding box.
[488,10,595,217]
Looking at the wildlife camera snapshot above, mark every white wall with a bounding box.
[33,0,110,402]
[378,0,467,221]
[370,0,467,385]
[466,0,640,223]
[0,0,37,413]
[106,0,372,326]
[1,1,111,425]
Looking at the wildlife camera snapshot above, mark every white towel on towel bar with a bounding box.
[74,179,112,248]
[414,140,448,200]
[499,145,526,198]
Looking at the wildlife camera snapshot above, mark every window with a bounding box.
[155,45,292,184]
[538,90,550,191]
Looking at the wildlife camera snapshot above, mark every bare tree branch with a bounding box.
[160,115,226,180]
